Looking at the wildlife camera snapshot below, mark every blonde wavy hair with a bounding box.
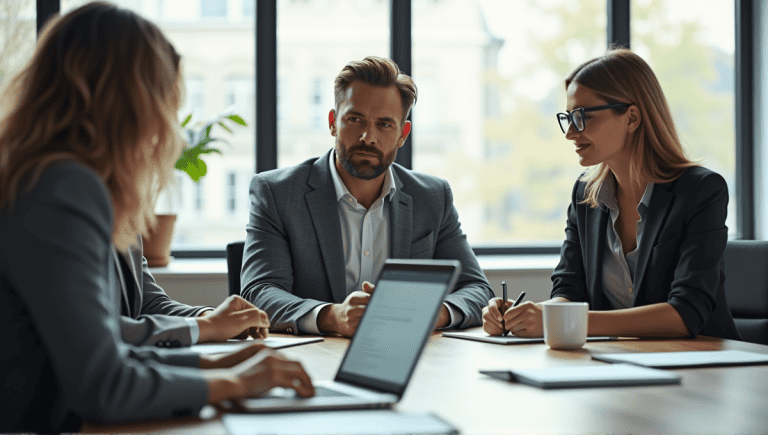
[565,48,698,207]
[0,2,183,250]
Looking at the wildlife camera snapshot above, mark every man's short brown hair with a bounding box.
[334,56,417,124]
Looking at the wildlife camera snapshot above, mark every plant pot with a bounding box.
[142,214,177,267]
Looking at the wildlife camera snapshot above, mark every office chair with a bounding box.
[723,240,768,345]
[226,241,245,297]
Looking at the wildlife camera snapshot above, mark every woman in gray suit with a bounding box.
[482,49,740,341]
[0,3,313,432]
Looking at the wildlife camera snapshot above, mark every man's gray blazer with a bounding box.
[242,149,493,334]
[117,238,211,347]
[0,161,207,433]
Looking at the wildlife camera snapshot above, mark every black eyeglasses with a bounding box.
[556,103,631,134]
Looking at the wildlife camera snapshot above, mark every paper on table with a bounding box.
[190,336,323,354]
[222,410,458,435]
[442,330,617,345]
[592,349,768,368]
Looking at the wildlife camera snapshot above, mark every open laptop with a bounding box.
[237,259,462,413]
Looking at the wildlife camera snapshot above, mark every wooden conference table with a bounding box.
[84,328,768,434]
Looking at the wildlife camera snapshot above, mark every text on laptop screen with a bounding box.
[337,269,450,388]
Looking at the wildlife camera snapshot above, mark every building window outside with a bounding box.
[201,0,227,18]
[227,172,237,213]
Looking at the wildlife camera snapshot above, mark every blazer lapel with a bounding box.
[389,172,412,259]
[124,244,144,315]
[587,206,609,310]
[632,183,675,305]
[306,151,346,303]
[112,248,133,318]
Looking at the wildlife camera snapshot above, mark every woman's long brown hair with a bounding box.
[0,1,184,250]
[565,48,698,207]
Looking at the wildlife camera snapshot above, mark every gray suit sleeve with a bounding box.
[241,174,326,333]
[137,248,212,317]
[9,164,208,422]
[120,315,196,347]
[435,181,494,328]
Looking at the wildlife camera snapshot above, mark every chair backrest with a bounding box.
[226,241,245,297]
[723,240,768,345]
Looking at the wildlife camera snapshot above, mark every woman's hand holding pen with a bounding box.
[482,297,513,336]
[502,302,544,338]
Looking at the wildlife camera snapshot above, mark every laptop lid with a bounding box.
[333,259,461,398]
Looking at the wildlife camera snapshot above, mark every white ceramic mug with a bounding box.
[542,302,589,350]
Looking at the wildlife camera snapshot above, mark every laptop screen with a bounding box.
[334,260,459,396]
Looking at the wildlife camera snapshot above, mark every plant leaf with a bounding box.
[181,113,193,128]
[217,121,233,133]
[226,114,247,126]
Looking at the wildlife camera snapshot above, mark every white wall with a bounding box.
[153,257,557,308]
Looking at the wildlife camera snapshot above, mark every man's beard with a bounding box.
[335,139,397,180]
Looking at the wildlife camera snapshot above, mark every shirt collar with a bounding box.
[329,150,397,204]
[597,172,654,213]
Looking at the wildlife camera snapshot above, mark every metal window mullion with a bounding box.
[37,0,60,36]
[256,0,277,173]
[607,0,630,48]
[391,0,412,169]
[735,0,754,239]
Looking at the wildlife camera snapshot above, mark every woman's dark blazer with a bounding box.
[551,166,741,340]
[0,161,207,433]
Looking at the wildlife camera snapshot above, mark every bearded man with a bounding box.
[241,56,493,337]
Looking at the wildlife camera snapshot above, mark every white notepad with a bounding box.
[443,330,617,345]
[190,336,323,354]
[222,410,458,435]
[480,363,681,389]
[592,349,768,368]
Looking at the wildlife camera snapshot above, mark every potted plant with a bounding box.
[142,111,248,267]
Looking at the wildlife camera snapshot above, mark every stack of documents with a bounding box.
[480,363,681,389]
[222,410,458,435]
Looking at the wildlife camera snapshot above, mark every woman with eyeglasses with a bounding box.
[0,3,313,432]
[482,48,741,341]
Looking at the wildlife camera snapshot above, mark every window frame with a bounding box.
[37,0,753,258]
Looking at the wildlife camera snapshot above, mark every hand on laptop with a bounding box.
[232,349,315,399]
[317,281,375,338]
[197,295,271,342]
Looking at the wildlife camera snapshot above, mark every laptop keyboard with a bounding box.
[264,385,352,399]
[314,386,352,398]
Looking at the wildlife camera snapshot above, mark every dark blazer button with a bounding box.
[287,327,293,334]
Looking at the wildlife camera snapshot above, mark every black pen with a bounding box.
[500,281,507,336]
[504,290,526,337]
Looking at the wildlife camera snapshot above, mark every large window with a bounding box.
[632,0,736,235]
[47,0,746,255]
[276,0,390,169]
[62,0,257,250]
[413,0,606,246]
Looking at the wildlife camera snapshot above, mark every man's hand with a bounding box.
[197,295,271,343]
[232,349,315,399]
[317,281,375,338]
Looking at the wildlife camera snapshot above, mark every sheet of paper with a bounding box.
[222,410,458,435]
[592,349,768,368]
[442,330,617,345]
[190,336,323,354]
